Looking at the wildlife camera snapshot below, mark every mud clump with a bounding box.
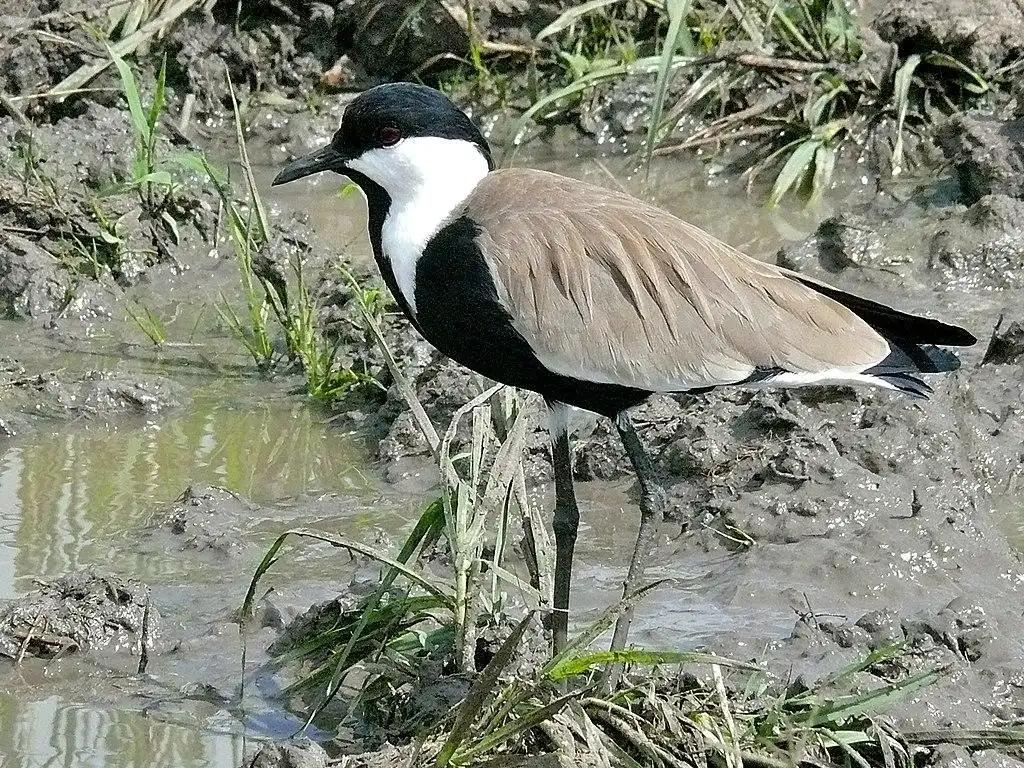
[7,369,184,419]
[0,102,217,324]
[0,232,73,318]
[342,0,569,79]
[241,739,329,768]
[143,485,252,555]
[776,597,1024,732]
[937,115,1024,204]
[872,0,1024,72]
[0,0,98,102]
[982,316,1024,365]
[776,213,892,277]
[0,569,153,662]
[347,0,471,78]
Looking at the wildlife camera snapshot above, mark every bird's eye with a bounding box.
[379,126,402,147]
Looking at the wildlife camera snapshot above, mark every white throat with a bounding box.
[347,136,489,316]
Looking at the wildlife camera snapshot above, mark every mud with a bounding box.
[983,318,1024,365]
[243,740,329,768]
[1,1,1024,766]
[937,116,1024,204]
[144,485,255,555]
[0,568,152,661]
[1,360,184,432]
[872,0,1024,73]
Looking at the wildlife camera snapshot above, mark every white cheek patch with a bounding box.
[347,136,489,316]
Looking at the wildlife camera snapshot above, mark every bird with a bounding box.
[272,82,976,655]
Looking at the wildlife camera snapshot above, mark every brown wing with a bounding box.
[461,168,890,392]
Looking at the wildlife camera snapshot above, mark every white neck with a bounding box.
[347,136,490,316]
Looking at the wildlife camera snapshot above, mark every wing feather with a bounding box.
[461,168,891,391]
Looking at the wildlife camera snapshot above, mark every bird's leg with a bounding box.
[609,409,666,654]
[549,410,580,654]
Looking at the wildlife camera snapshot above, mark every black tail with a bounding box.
[795,276,976,398]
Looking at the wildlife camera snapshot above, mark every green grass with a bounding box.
[123,298,168,345]
[110,50,192,259]
[243,368,542,721]
[471,0,997,206]
[147,72,384,402]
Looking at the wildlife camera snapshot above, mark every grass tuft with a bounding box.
[498,0,997,206]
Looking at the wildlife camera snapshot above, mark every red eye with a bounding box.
[379,126,402,146]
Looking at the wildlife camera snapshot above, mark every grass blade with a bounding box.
[891,53,921,176]
[454,693,577,763]
[147,55,167,139]
[643,0,692,175]
[109,48,149,143]
[802,668,940,727]
[548,650,760,681]
[535,0,626,41]
[807,141,835,208]
[766,138,819,207]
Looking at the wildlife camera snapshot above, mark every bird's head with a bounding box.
[272,83,494,201]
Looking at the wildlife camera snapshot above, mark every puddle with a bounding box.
[0,695,245,768]
[0,380,373,598]
[0,370,396,766]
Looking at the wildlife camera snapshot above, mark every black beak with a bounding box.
[271,144,348,186]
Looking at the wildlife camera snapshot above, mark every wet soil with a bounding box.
[2,2,1024,767]
[4,138,1023,766]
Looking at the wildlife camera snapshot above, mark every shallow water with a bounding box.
[0,144,1018,766]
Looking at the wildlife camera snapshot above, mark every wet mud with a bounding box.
[0,569,152,662]
[2,1,1024,767]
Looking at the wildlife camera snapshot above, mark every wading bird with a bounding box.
[272,83,975,654]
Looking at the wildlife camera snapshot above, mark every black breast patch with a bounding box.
[412,215,650,418]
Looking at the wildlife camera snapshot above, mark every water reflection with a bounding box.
[0,696,245,768]
[0,382,368,599]
[0,379,373,767]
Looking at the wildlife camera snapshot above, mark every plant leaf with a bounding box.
[147,54,167,137]
[891,53,921,176]
[922,52,989,94]
[766,139,819,208]
[454,693,577,763]
[135,170,173,186]
[643,0,693,174]
[548,649,760,681]
[109,49,148,143]
[807,142,836,208]
[802,668,939,727]
[535,0,626,41]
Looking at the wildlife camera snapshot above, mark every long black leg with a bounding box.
[548,402,580,654]
[608,409,666,654]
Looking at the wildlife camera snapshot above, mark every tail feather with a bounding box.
[792,275,975,399]
[794,276,977,347]
[865,340,964,398]
[870,370,934,399]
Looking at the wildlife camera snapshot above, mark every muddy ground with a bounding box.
[2,0,1024,766]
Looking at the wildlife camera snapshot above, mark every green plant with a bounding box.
[241,280,550,724]
[282,259,382,403]
[124,297,168,345]
[244,383,539,701]
[10,135,126,276]
[110,50,185,258]
[176,77,379,401]
[505,0,996,206]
